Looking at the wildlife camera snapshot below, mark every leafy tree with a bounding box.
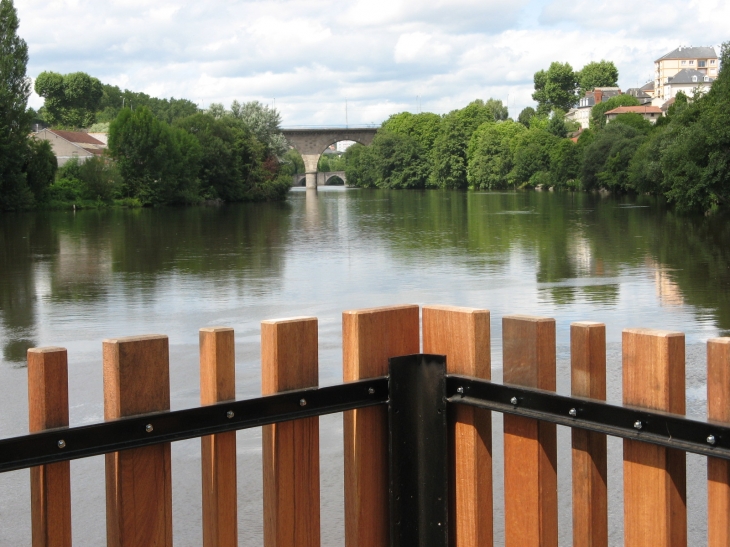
[280,149,304,176]
[96,84,198,124]
[108,107,202,204]
[510,129,558,186]
[383,112,441,151]
[589,94,640,129]
[343,143,377,188]
[485,98,509,121]
[550,139,581,187]
[518,107,536,127]
[532,62,578,115]
[467,120,526,189]
[229,100,287,156]
[582,122,645,192]
[577,60,619,94]
[546,110,569,138]
[35,71,103,127]
[0,0,33,209]
[611,113,653,135]
[24,138,56,199]
[430,100,494,188]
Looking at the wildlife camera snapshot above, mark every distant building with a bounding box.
[662,68,714,99]
[32,129,106,167]
[654,46,718,100]
[604,105,663,125]
[566,87,623,129]
[639,81,655,98]
[625,87,653,105]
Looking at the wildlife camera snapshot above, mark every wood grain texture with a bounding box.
[261,317,320,547]
[422,305,492,547]
[342,305,419,547]
[28,347,72,547]
[104,335,172,547]
[200,328,237,547]
[708,338,730,547]
[502,315,557,547]
[622,328,686,547]
[570,322,607,547]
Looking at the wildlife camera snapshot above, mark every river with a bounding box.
[1,187,729,545]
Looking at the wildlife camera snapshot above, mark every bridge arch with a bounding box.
[281,128,377,188]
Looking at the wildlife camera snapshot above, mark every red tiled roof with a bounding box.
[48,130,105,146]
[604,106,662,115]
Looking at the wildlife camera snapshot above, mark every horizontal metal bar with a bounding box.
[447,375,730,460]
[0,377,388,473]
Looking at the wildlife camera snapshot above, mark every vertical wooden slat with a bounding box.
[708,338,730,547]
[570,322,607,547]
[342,305,420,547]
[422,305,492,547]
[28,347,72,547]
[623,328,686,547]
[502,315,558,547]
[200,327,237,547]
[261,317,320,547]
[104,335,172,547]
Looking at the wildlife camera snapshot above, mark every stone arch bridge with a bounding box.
[281,128,377,188]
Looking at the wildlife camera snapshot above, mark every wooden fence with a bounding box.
[7,304,730,546]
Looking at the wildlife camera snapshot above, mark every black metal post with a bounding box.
[388,354,448,547]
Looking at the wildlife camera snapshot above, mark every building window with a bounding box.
[692,76,697,82]
[681,60,686,65]
[711,59,716,64]
[698,60,706,67]
[689,60,694,65]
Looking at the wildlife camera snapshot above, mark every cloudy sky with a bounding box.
[16,0,728,127]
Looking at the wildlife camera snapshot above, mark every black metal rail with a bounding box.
[447,375,730,460]
[0,377,387,473]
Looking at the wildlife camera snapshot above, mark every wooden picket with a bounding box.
[15,305,730,547]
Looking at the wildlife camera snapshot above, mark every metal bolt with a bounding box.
[368,387,375,395]
[510,397,518,405]
[633,420,643,430]
[57,439,66,449]
[145,424,154,433]
[226,410,235,419]
[569,408,577,417]
[456,387,464,395]
[708,435,717,445]
[299,399,307,407]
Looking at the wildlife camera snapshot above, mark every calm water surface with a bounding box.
[1,187,729,545]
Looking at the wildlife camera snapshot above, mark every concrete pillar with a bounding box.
[302,154,320,189]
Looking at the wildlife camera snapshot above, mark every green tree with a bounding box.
[280,149,304,176]
[34,71,103,128]
[229,100,287,156]
[0,0,33,210]
[589,94,640,129]
[343,143,377,187]
[532,62,578,115]
[430,100,494,188]
[611,112,653,135]
[549,139,581,187]
[485,98,509,121]
[108,107,201,204]
[467,120,526,189]
[96,84,198,124]
[382,111,441,151]
[518,107,536,127]
[510,129,558,186]
[582,122,645,192]
[24,139,56,199]
[546,110,569,138]
[577,60,619,94]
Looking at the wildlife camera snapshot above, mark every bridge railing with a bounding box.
[5,305,730,546]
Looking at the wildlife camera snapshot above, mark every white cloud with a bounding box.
[15,0,728,124]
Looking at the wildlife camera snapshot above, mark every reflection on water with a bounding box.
[1,188,729,545]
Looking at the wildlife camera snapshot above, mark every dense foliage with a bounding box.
[34,71,103,128]
[0,0,56,210]
[346,42,730,214]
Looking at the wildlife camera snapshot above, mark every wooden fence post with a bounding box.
[422,305,492,547]
[261,317,319,547]
[570,322,607,547]
[708,338,730,547]
[343,305,420,547]
[28,347,72,547]
[502,315,558,547]
[200,327,237,547]
[104,335,172,547]
[623,328,686,547]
